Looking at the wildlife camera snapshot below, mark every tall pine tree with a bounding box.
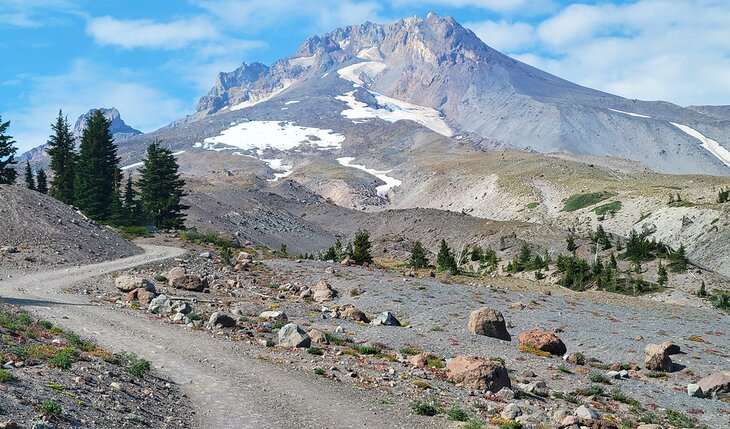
[36,169,48,194]
[123,172,142,225]
[24,161,36,190]
[74,110,119,221]
[46,110,76,204]
[138,142,188,229]
[0,116,18,185]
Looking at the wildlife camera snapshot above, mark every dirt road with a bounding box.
[0,244,438,429]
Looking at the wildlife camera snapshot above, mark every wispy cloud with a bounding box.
[0,0,78,28]
[86,16,220,49]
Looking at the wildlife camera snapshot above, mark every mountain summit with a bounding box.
[72,107,142,142]
[191,13,730,175]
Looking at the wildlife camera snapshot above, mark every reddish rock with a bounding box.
[518,331,567,356]
[446,355,511,391]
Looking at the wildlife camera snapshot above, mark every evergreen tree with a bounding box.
[279,243,288,256]
[0,116,18,184]
[74,110,119,220]
[351,229,373,265]
[36,169,48,194]
[470,244,483,262]
[122,173,142,225]
[657,261,668,287]
[334,238,343,260]
[566,235,577,253]
[109,167,126,226]
[436,239,458,274]
[517,242,532,269]
[320,246,337,261]
[410,241,428,269]
[609,252,618,269]
[24,161,35,190]
[46,110,76,204]
[138,141,188,229]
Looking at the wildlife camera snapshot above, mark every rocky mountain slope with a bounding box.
[0,185,141,272]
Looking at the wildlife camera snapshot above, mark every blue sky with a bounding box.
[2,0,730,152]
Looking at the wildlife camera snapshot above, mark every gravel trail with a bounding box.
[0,244,439,429]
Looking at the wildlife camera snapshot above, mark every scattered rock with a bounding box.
[167,267,208,292]
[687,383,704,398]
[644,343,672,372]
[660,341,681,355]
[565,352,585,365]
[0,246,18,254]
[324,266,335,274]
[518,331,567,355]
[308,329,328,344]
[277,323,311,348]
[370,311,400,326]
[148,295,173,314]
[199,251,212,259]
[697,371,730,399]
[446,355,511,391]
[467,307,511,340]
[115,275,154,293]
[636,425,664,429]
[340,258,353,266]
[410,352,438,368]
[312,281,337,302]
[501,403,521,419]
[209,312,236,328]
[259,311,288,321]
[237,252,253,262]
[126,287,157,305]
[575,404,599,420]
[339,304,369,323]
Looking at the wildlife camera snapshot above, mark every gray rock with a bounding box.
[618,369,629,378]
[199,251,212,259]
[500,403,521,420]
[277,323,311,348]
[259,310,288,321]
[575,405,599,419]
[115,275,154,293]
[148,294,172,314]
[495,387,514,400]
[687,383,704,398]
[606,370,621,379]
[170,300,192,315]
[209,312,236,328]
[370,311,401,326]
[467,307,511,341]
[697,371,730,399]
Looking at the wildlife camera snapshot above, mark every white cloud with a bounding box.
[86,16,220,49]
[465,19,535,52]
[390,0,557,14]
[11,60,189,152]
[194,0,384,33]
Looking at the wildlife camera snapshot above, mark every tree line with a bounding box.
[0,111,187,230]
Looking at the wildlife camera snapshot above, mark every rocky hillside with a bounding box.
[0,302,193,428]
[0,185,141,272]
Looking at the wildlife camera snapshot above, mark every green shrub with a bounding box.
[313,367,325,375]
[154,274,168,282]
[446,406,470,422]
[463,420,484,429]
[65,331,95,352]
[49,348,78,370]
[610,389,640,407]
[557,364,572,374]
[400,346,421,356]
[355,345,380,355]
[563,192,616,212]
[307,347,324,356]
[37,320,53,329]
[589,373,612,384]
[410,400,441,416]
[126,355,151,377]
[665,409,695,428]
[0,369,14,382]
[179,227,236,248]
[40,400,62,418]
[116,225,151,240]
[578,384,605,396]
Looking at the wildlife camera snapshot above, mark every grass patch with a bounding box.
[589,373,612,384]
[518,344,551,357]
[611,389,640,407]
[526,202,539,209]
[665,409,695,428]
[354,345,380,355]
[124,354,151,378]
[412,380,432,389]
[179,227,237,248]
[577,385,604,396]
[154,274,168,282]
[425,356,445,368]
[594,201,622,216]
[557,364,572,374]
[552,391,582,404]
[410,400,441,416]
[314,367,325,376]
[563,191,616,212]
[49,348,79,370]
[400,346,421,356]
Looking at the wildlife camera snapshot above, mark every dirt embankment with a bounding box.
[0,185,141,273]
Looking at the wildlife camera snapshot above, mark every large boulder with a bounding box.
[209,312,236,328]
[308,329,328,344]
[167,267,208,292]
[371,311,401,326]
[660,341,681,355]
[518,331,567,356]
[259,311,288,321]
[339,304,369,323]
[697,371,730,399]
[126,287,157,305]
[148,294,173,314]
[312,281,337,302]
[446,355,511,391]
[467,308,511,341]
[644,344,673,372]
[115,275,154,293]
[278,323,311,348]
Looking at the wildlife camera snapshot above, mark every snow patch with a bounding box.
[608,108,651,118]
[261,158,294,182]
[202,121,345,155]
[671,123,730,168]
[122,151,185,171]
[336,90,452,137]
[337,62,387,86]
[336,157,402,197]
[284,100,300,105]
